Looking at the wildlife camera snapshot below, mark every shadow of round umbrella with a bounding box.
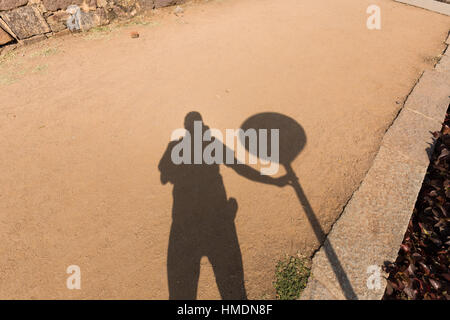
[240,112,306,179]
[240,112,357,299]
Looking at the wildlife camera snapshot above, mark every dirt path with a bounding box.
[0,0,449,299]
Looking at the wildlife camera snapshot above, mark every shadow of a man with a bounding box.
[158,112,289,300]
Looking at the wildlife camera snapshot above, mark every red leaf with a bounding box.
[441,273,450,282]
[400,244,410,253]
[429,279,441,290]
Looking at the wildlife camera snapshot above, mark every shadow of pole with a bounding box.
[285,164,358,299]
[241,112,358,300]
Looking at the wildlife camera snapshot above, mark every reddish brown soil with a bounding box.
[0,0,449,299]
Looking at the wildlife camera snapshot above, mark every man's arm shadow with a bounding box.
[158,136,289,187]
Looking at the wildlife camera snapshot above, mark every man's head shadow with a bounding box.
[184,111,203,134]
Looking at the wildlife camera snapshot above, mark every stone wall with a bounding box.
[0,0,184,47]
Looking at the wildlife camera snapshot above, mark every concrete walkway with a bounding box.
[395,0,450,16]
[0,0,449,299]
[301,34,450,300]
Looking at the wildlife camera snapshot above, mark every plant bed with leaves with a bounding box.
[383,106,450,300]
[273,254,311,300]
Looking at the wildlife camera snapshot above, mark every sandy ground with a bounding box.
[0,0,449,299]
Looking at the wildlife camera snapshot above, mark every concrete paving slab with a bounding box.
[436,52,450,72]
[302,145,428,299]
[302,35,450,300]
[401,70,450,122]
[300,278,337,300]
[0,25,13,45]
[382,107,443,166]
[395,0,450,15]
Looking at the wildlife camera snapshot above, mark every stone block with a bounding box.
[303,145,427,299]
[0,5,50,40]
[137,0,154,10]
[0,24,13,45]
[46,10,71,33]
[21,33,46,45]
[108,4,136,20]
[97,0,108,7]
[382,108,442,166]
[394,0,450,16]
[436,53,450,73]
[0,0,28,11]
[42,0,83,11]
[154,0,184,9]
[52,28,71,37]
[299,278,336,300]
[402,70,450,122]
[91,7,109,26]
